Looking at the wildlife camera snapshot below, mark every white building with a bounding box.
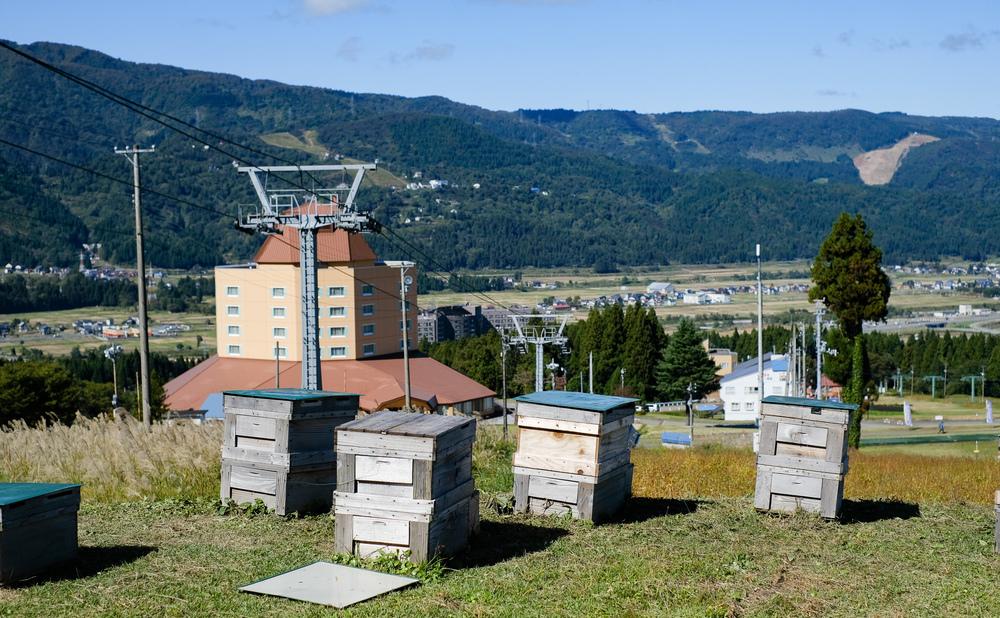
[646,282,674,295]
[720,353,789,422]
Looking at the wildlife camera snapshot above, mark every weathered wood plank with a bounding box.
[774,442,826,460]
[776,422,828,448]
[756,454,846,475]
[353,516,410,545]
[356,455,413,484]
[761,403,849,426]
[335,431,435,459]
[335,513,353,554]
[528,476,578,503]
[770,473,823,499]
[234,415,277,440]
[337,453,356,493]
[228,464,278,495]
[514,474,530,513]
[356,482,414,498]
[517,415,602,436]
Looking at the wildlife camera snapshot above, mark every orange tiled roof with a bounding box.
[163,356,495,412]
[253,226,376,265]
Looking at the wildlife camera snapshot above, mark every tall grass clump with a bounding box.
[632,445,1000,505]
[0,416,221,502]
[473,425,515,495]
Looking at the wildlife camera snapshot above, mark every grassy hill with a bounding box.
[3,40,1000,271]
[1,420,999,616]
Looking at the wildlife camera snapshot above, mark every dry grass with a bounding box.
[632,445,1000,505]
[0,416,221,502]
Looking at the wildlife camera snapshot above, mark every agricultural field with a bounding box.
[418,261,996,331]
[0,307,215,358]
[1,420,999,616]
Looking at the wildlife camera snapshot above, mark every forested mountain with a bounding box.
[2,40,1000,271]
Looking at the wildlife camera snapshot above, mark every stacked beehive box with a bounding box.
[333,411,478,562]
[512,392,636,523]
[0,483,80,583]
[221,389,359,515]
[754,395,856,519]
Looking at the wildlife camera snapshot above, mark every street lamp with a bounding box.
[103,345,123,409]
[385,260,416,411]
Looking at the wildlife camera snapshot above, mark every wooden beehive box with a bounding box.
[0,483,80,583]
[512,391,636,523]
[754,395,856,519]
[220,389,359,515]
[333,411,478,562]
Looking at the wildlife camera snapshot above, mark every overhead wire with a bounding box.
[0,42,513,312]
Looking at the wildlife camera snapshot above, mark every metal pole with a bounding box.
[620,367,625,391]
[756,244,764,410]
[275,341,280,388]
[579,372,583,393]
[535,341,544,392]
[117,145,154,429]
[815,301,823,400]
[300,228,322,391]
[800,325,806,397]
[111,357,118,408]
[501,343,508,440]
[589,351,594,394]
[401,266,411,410]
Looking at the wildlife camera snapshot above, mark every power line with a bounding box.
[1,42,513,314]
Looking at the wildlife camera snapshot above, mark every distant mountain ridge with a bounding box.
[1,40,1000,270]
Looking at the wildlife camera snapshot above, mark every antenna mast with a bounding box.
[237,164,378,391]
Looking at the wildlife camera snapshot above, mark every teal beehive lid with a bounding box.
[224,389,360,400]
[515,391,637,412]
[762,395,858,411]
[0,483,80,507]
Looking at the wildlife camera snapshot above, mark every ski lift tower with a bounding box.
[509,314,568,392]
[237,164,377,391]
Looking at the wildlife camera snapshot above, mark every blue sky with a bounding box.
[2,0,999,117]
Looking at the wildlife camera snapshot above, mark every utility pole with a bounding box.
[814,301,825,399]
[963,374,982,401]
[620,367,625,391]
[756,244,764,408]
[500,335,509,440]
[788,325,797,397]
[237,164,376,391]
[116,145,155,429]
[387,261,416,411]
[275,341,281,388]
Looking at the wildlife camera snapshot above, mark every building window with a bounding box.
[330,326,347,338]
[724,386,735,395]
[329,286,346,297]
[744,386,756,394]
[226,305,240,316]
[272,307,286,318]
[227,344,241,355]
[399,300,411,311]
[731,402,740,411]
[362,304,375,316]
[363,324,375,336]
[399,338,411,349]
[271,287,285,298]
[361,284,374,296]
[329,346,347,358]
[227,325,240,336]
[399,319,412,330]
[273,327,286,338]
[226,286,239,297]
[330,306,347,317]
[363,343,376,356]
[746,401,756,411]
[275,347,287,358]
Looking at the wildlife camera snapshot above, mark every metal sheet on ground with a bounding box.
[239,561,418,608]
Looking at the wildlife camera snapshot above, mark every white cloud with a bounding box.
[391,41,456,63]
[940,28,1000,52]
[303,0,370,16]
[337,36,363,62]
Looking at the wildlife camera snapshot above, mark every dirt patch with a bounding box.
[853,133,939,185]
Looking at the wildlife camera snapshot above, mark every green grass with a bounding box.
[4,424,1000,615]
[2,496,997,616]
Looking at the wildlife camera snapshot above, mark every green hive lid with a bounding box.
[224,389,360,401]
[762,395,858,411]
[0,483,80,506]
[515,391,638,412]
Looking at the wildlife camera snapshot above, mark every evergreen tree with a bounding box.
[655,319,720,400]
[842,337,868,448]
[598,304,625,392]
[623,304,663,400]
[809,213,891,339]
